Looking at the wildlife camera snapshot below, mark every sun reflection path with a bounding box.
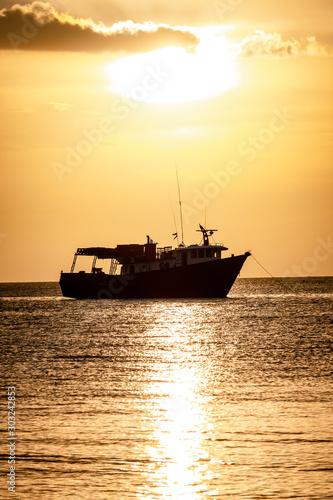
[139,303,218,499]
[154,384,211,498]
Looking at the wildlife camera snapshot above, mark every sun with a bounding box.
[106,27,238,103]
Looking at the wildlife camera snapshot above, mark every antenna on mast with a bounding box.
[175,162,185,246]
[168,195,179,246]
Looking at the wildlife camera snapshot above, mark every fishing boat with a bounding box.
[59,225,250,299]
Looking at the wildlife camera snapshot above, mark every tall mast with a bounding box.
[175,162,185,246]
[168,194,179,246]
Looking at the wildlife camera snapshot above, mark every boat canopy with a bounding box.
[76,244,147,260]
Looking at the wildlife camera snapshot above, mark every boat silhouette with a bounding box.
[59,225,250,299]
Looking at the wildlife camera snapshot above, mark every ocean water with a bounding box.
[1,278,332,500]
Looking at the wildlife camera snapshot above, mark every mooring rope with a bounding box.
[250,253,296,293]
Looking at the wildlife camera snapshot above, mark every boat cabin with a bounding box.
[68,225,228,276]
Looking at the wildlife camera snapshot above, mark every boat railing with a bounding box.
[156,246,173,259]
[187,242,227,249]
[156,243,227,257]
[207,243,227,248]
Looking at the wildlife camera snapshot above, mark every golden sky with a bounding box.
[0,0,332,281]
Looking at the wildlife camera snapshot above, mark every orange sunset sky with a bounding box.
[0,0,332,281]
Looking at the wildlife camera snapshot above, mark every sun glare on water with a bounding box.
[106,28,238,103]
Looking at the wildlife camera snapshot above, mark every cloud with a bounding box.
[239,30,330,58]
[0,2,199,52]
[48,102,73,111]
[304,36,330,57]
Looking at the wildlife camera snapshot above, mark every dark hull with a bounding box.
[59,253,250,299]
